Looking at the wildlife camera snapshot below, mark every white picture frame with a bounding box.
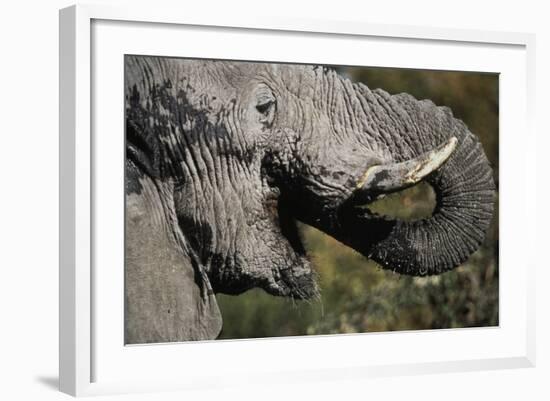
[59,3,536,397]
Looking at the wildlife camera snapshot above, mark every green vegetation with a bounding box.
[217,66,499,339]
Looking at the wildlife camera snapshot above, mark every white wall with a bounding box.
[0,0,547,400]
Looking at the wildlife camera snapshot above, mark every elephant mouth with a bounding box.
[268,262,319,300]
[270,196,319,299]
[277,196,307,256]
[266,137,458,296]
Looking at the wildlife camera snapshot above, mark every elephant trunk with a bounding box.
[338,89,495,276]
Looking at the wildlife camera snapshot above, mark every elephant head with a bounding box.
[124,56,495,344]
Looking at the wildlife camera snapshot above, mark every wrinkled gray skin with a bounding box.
[125,56,495,344]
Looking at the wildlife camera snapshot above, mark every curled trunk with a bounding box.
[337,89,495,276]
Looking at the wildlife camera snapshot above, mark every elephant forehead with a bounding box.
[215,62,317,95]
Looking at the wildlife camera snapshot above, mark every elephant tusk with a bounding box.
[355,136,458,193]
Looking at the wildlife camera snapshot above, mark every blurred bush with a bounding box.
[217,66,499,340]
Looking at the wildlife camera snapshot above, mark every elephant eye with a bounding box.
[256,98,275,115]
[254,84,277,126]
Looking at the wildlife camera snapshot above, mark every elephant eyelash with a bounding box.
[256,99,275,115]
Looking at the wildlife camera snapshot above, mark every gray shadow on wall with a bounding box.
[35,376,58,391]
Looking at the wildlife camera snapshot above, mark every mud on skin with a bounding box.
[124,56,495,343]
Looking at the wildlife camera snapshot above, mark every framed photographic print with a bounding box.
[59,4,536,396]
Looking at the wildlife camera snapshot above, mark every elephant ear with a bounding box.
[125,167,222,344]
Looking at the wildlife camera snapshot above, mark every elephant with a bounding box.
[124,56,495,344]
